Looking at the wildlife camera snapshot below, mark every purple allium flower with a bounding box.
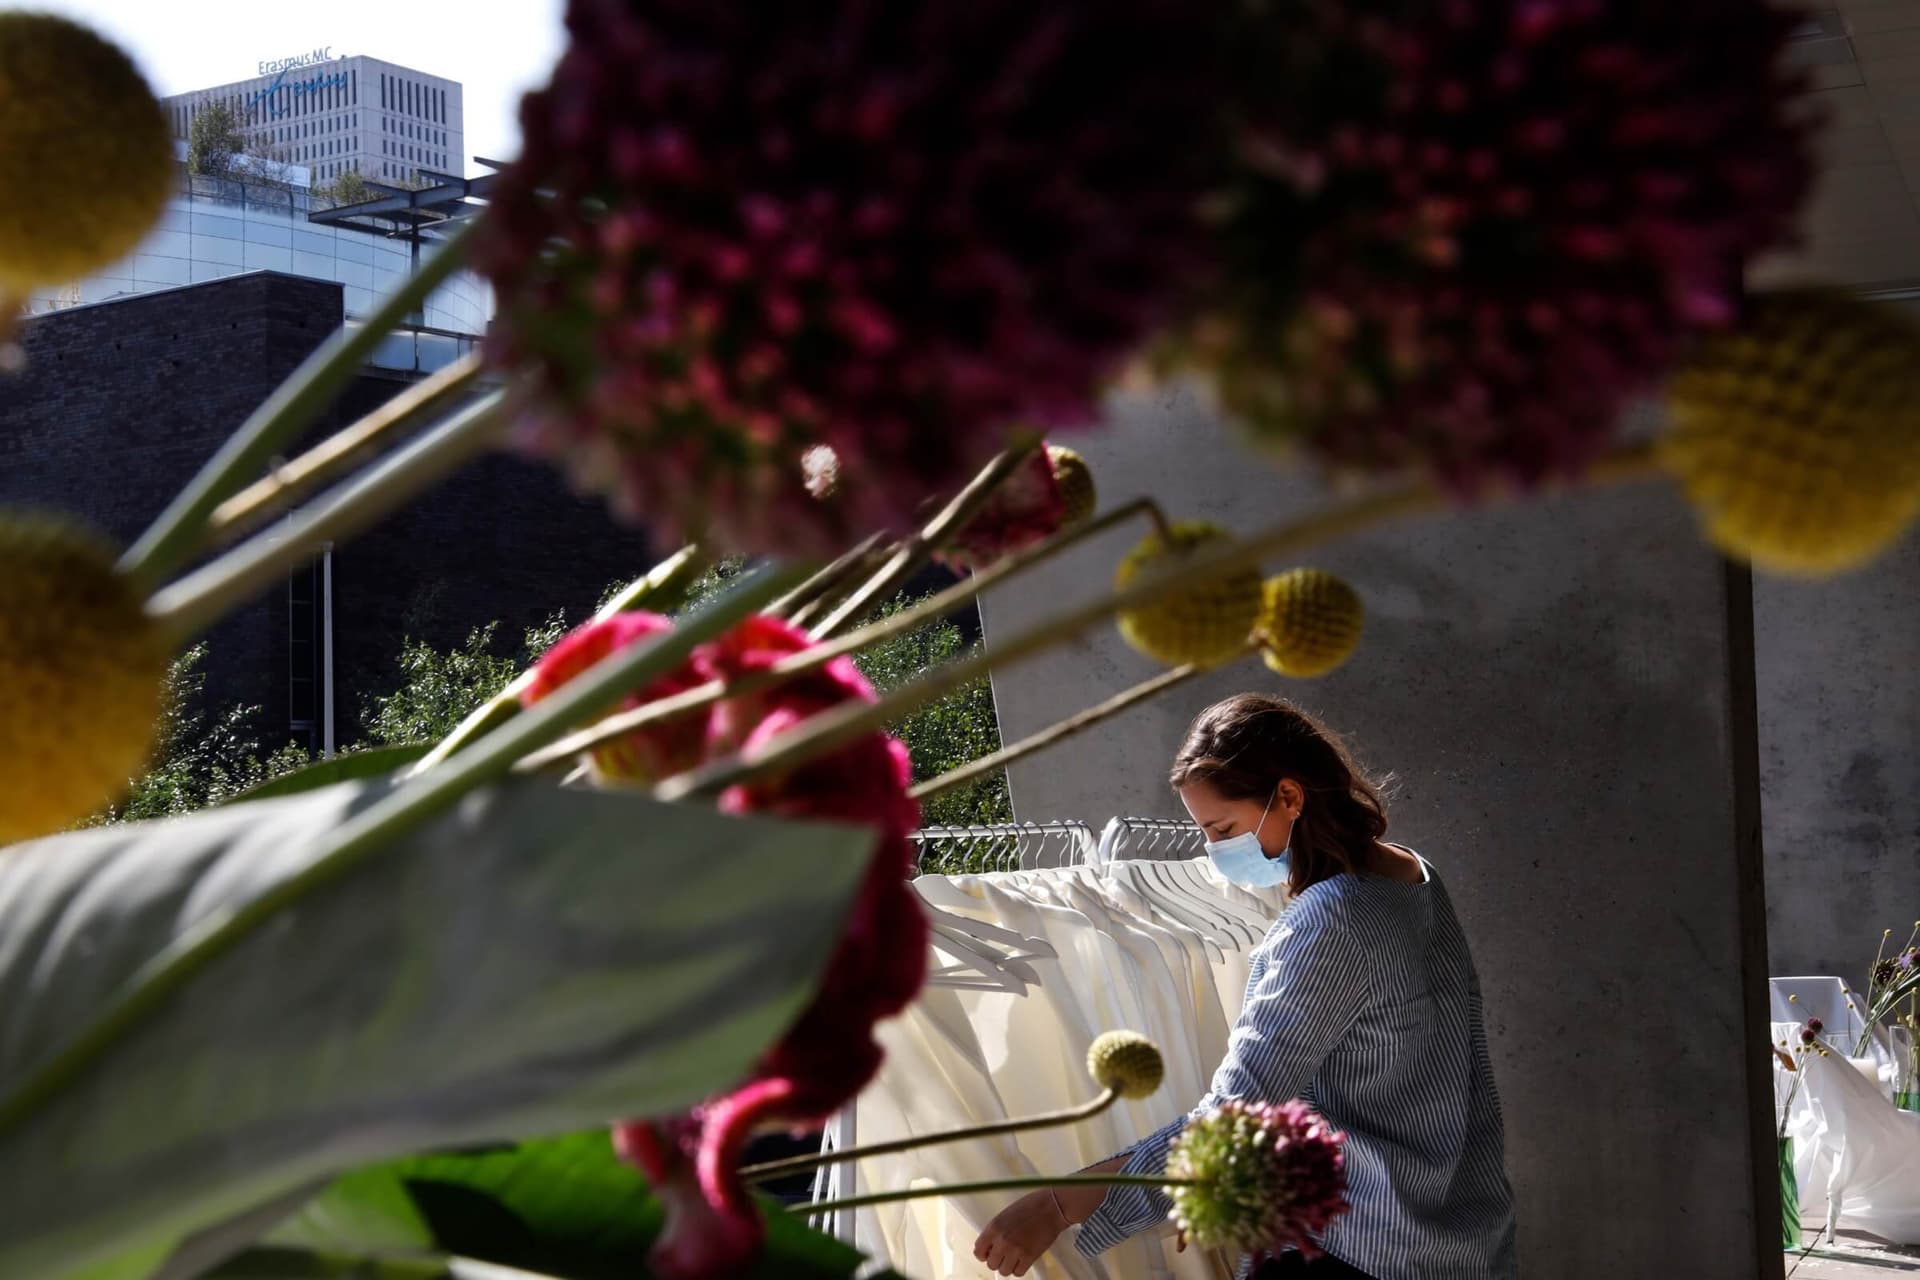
[1168,1098,1352,1259]
[480,0,1218,553]
[1182,0,1817,489]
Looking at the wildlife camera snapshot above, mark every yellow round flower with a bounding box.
[0,513,169,844]
[0,14,173,296]
[1115,521,1262,667]
[1087,1030,1165,1100]
[1661,290,1920,576]
[1256,569,1364,678]
[1047,444,1097,527]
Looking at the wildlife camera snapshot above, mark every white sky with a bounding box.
[30,0,569,175]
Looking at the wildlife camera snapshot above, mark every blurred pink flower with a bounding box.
[527,609,924,1278]
[479,0,1217,553]
[1191,0,1816,488]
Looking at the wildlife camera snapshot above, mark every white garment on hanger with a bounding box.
[839,862,1285,1280]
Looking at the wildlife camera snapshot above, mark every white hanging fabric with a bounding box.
[1770,976,1898,1093]
[1774,1015,1920,1245]
[833,860,1287,1280]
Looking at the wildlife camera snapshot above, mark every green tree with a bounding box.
[99,645,305,823]
[360,615,567,747]
[317,170,371,206]
[850,596,1012,831]
[186,103,244,177]
[241,132,293,189]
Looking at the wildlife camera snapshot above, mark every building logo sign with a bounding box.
[246,47,347,120]
[258,47,333,77]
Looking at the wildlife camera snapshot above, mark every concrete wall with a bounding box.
[979,387,1773,1278]
[1755,534,1920,980]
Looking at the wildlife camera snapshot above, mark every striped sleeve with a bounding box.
[1075,891,1373,1256]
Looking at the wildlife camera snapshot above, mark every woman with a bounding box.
[973,693,1517,1279]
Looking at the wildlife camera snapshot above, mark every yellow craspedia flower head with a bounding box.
[0,512,168,844]
[0,13,173,296]
[1661,290,1920,576]
[1046,444,1097,528]
[1087,1030,1165,1100]
[1115,521,1262,668]
[1256,569,1364,678]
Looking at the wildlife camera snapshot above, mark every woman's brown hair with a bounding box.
[1169,693,1389,895]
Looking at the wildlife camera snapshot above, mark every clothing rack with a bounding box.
[1095,815,1208,863]
[910,820,1097,876]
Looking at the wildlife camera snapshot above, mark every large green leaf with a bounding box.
[267,1130,879,1280]
[204,1247,460,1278]
[0,778,875,1279]
[226,743,433,805]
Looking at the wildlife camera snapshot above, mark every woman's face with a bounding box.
[1177,776,1300,858]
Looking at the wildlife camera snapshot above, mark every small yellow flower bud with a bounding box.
[1087,1030,1165,1100]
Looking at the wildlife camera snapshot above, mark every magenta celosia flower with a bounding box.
[520,611,710,780]
[525,609,925,1278]
[1188,0,1816,488]
[614,1114,763,1278]
[479,0,1217,554]
[935,446,1070,573]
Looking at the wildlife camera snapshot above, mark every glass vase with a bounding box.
[1780,1135,1801,1250]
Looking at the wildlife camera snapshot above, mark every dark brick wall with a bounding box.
[1,271,656,750]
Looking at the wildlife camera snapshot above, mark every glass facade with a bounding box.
[24,175,490,368]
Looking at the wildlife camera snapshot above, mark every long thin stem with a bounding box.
[0,563,807,1142]
[207,353,484,544]
[745,1089,1119,1185]
[592,544,708,619]
[148,391,506,642]
[514,498,1168,774]
[911,653,1244,802]
[769,532,889,622]
[120,218,480,590]
[811,441,1041,640]
[407,545,707,779]
[661,443,1661,803]
[801,1174,1197,1217]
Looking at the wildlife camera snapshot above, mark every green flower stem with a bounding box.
[771,531,890,622]
[1858,969,1920,1056]
[1854,922,1920,1056]
[207,352,485,545]
[910,649,1251,802]
[406,544,708,778]
[810,439,1043,640]
[148,391,506,643]
[120,218,480,591]
[596,544,709,618]
[744,1088,1119,1185]
[662,443,1661,803]
[801,1174,1198,1218]
[0,562,806,1143]
[513,497,1169,775]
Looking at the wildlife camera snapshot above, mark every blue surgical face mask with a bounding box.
[1204,789,1291,888]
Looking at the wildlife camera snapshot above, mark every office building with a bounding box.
[161,50,464,189]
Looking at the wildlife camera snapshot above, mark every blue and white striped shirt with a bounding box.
[1076,854,1517,1279]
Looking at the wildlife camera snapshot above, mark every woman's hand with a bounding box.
[972,1157,1126,1276]
[973,1189,1070,1276]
